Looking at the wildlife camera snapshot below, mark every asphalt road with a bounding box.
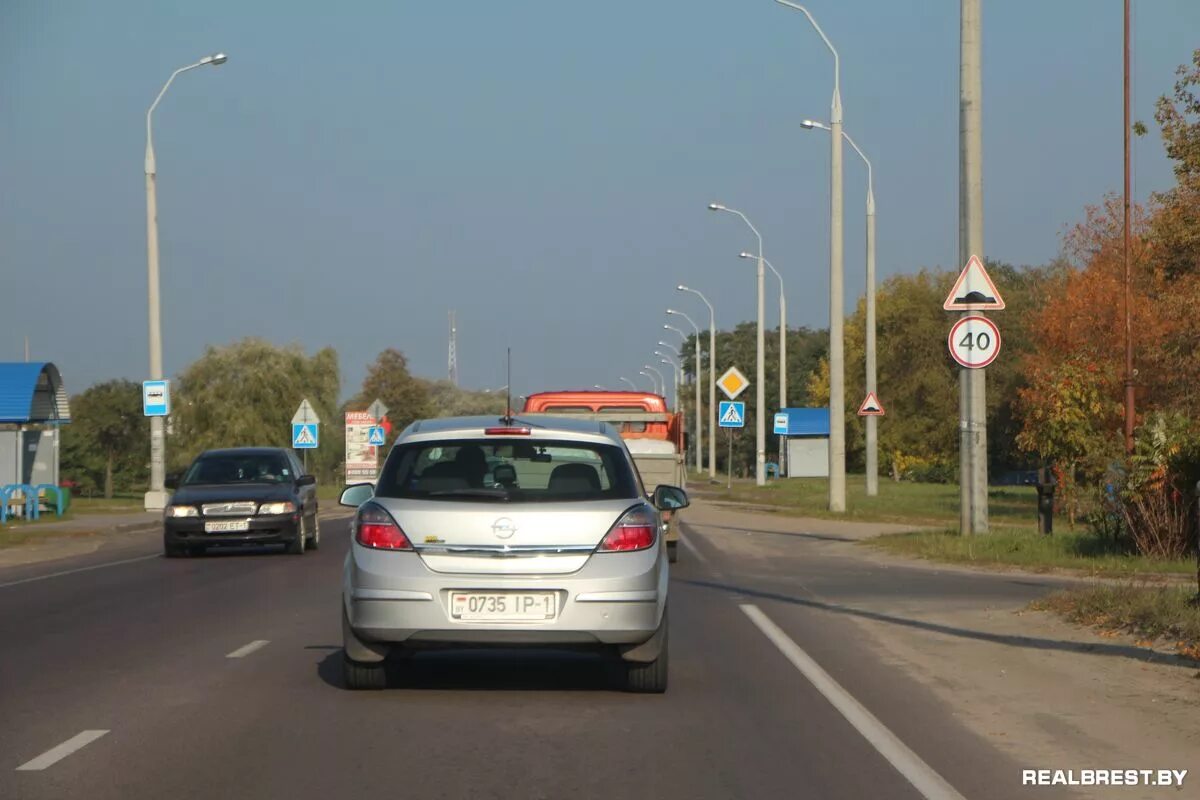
[0,514,1075,800]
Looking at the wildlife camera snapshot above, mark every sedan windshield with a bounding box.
[182,454,293,486]
[374,439,639,502]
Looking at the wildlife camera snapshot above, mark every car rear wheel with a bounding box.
[343,653,386,690]
[623,615,669,694]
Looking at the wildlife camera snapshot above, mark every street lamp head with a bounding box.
[738,251,754,259]
[666,309,678,316]
[801,119,831,131]
[201,53,229,66]
[676,284,688,291]
[707,203,725,211]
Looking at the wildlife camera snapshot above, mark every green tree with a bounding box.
[59,380,148,498]
[1149,48,1200,279]
[350,349,433,444]
[172,339,342,481]
[424,380,509,418]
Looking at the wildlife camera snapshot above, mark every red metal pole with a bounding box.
[1123,0,1135,455]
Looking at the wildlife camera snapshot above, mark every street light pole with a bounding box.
[667,310,703,476]
[143,52,228,512]
[776,0,845,512]
[638,371,657,393]
[709,203,766,487]
[644,365,667,404]
[619,376,638,390]
[801,121,878,496]
[678,285,717,479]
[740,253,787,477]
[657,353,681,414]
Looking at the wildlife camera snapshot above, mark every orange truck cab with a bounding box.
[522,390,686,562]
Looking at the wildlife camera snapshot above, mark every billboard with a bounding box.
[345,411,379,481]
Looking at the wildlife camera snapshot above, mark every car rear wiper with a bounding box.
[426,488,512,500]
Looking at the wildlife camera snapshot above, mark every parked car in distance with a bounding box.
[163,447,319,557]
[339,414,688,693]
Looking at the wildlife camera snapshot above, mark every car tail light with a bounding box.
[355,503,413,551]
[597,505,658,552]
[484,427,531,435]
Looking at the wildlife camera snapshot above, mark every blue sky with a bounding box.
[2,1,1196,399]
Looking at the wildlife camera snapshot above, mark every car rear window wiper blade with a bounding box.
[425,488,511,499]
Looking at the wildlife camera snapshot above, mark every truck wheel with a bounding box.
[343,653,386,690]
[667,540,679,563]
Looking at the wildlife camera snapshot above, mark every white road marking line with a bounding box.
[16,730,110,771]
[0,554,160,590]
[740,604,967,800]
[225,639,270,659]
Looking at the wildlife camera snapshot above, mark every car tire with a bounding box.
[624,616,669,694]
[667,540,678,563]
[343,653,386,691]
[306,515,320,550]
[286,525,306,555]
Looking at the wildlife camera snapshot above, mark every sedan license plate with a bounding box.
[450,592,557,622]
[204,520,250,533]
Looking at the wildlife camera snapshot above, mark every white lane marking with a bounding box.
[225,639,270,659]
[16,730,110,771]
[0,554,160,590]
[740,604,967,800]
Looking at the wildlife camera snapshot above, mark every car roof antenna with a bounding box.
[502,347,514,425]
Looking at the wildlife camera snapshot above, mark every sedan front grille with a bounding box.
[202,502,258,517]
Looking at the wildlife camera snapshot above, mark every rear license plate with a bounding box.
[204,520,250,533]
[450,592,557,622]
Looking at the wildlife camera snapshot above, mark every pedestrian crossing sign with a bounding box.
[292,423,319,449]
[367,426,386,446]
[718,401,746,428]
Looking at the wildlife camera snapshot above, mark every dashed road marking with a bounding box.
[740,604,966,800]
[16,730,110,771]
[225,639,270,659]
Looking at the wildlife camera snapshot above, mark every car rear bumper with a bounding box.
[343,543,668,652]
[165,514,301,546]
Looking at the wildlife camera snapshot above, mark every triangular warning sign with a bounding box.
[720,403,744,425]
[857,392,885,417]
[294,425,317,445]
[943,254,1005,311]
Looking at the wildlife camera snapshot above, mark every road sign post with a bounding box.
[291,399,321,470]
[142,380,170,417]
[718,399,746,488]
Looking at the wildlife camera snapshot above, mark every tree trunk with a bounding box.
[104,453,114,500]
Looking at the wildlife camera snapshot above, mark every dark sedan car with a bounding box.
[163,447,319,557]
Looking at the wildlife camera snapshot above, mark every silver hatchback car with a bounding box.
[338,414,688,692]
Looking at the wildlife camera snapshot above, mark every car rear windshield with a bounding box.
[182,454,293,486]
[374,438,639,502]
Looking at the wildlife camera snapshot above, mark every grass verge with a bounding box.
[865,526,1197,577]
[1032,584,1200,660]
[689,474,1039,528]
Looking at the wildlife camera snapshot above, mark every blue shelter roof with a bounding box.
[777,407,829,436]
[0,363,71,424]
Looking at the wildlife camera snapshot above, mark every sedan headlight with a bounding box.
[258,501,297,515]
[166,505,198,518]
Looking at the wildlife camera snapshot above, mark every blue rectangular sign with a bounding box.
[718,401,745,428]
[142,380,170,417]
[292,423,319,449]
[773,412,789,435]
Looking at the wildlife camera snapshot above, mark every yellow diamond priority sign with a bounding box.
[716,366,750,400]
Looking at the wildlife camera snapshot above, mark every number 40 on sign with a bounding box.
[948,315,1002,369]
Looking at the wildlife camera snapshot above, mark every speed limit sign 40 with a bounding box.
[948,315,1001,369]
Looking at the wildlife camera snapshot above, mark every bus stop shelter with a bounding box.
[776,408,830,478]
[0,362,72,490]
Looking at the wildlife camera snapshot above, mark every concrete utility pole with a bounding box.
[665,310,703,475]
[1122,0,1136,455]
[740,253,787,476]
[708,203,766,487]
[960,0,988,534]
[677,285,717,480]
[143,52,227,512]
[776,1,845,511]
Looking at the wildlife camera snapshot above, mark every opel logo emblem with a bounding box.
[491,517,517,540]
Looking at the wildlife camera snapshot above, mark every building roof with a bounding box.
[777,407,829,436]
[0,363,71,424]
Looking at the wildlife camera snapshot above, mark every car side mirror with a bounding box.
[653,485,689,511]
[295,475,316,487]
[339,483,375,507]
[164,473,180,490]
